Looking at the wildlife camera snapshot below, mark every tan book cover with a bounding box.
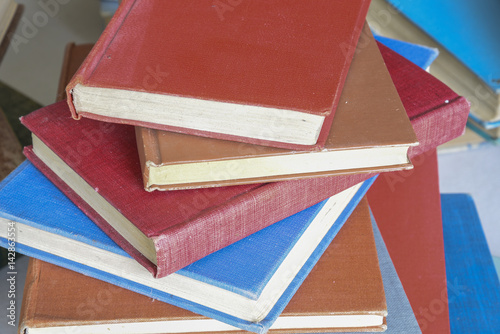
[19,198,387,334]
[56,43,94,102]
[135,24,418,191]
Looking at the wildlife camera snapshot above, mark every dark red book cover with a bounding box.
[66,0,371,150]
[23,44,469,278]
[368,149,451,334]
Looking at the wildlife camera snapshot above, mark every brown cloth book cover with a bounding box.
[19,198,387,334]
[135,24,418,191]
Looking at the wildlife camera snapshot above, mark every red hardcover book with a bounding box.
[66,0,371,150]
[368,149,451,334]
[22,44,469,278]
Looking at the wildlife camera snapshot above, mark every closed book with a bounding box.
[1,161,381,333]
[21,42,469,278]
[367,149,451,334]
[66,0,371,150]
[367,0,500,129]
[441,194,500,333]
[16,197,388,334]
[135,25,418,191]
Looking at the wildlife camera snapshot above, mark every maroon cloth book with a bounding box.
[22,44,469,278]
[368,149,451,334]
[66,0,371,150]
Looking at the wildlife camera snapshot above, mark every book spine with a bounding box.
[409,96,470,157]
[18,258,40,334]
[66,0,137,120]
[134,126,161,191]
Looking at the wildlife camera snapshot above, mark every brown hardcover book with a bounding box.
[135,24,418,191]
[0,107,23,180]
[56,43,94,102]
[19,198,387,334]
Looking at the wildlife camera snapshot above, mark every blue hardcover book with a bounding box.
[374,34,438,70]
[441,194,500,333]
[0,161,378,333]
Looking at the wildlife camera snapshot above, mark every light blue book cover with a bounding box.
[386,0,500,95]
[441,194,500,333]
[374,34,438,70]
[0,161,375,333]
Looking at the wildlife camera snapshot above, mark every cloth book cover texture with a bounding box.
[0,163,382,333]
[15,198,387,334]
[21,42,470,278]
[135,25,418,191]
[373,34,438,70]
[66,0,371,150]
[367,149,451,334]
[441,194,500,333]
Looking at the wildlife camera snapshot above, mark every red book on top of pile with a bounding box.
[66,0,371,150]
[23,41,469,278]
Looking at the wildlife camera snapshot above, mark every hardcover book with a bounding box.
[21,41,469,278]
[0,162,382,333]
[16,204,416,334]
[441,194,500,333]
[66,0,372,149]
[135,25,418,191]
[367,0,500,129]
[367,149,451,334]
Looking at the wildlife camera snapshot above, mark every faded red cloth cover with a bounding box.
[368,150,451,334]
[23,45,469,278]
[66,0,371,150]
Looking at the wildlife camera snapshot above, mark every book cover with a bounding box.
[367,149,451,334]
[22,42,469,278]
[1,162,382,333]
[441,194,500,333]
[66,0,372,150]
[135,25,417,191]
[373,34,438,70]
[55,43,93,102]
[368,0,500,128]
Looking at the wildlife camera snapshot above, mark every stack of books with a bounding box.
[0,0,471,333]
